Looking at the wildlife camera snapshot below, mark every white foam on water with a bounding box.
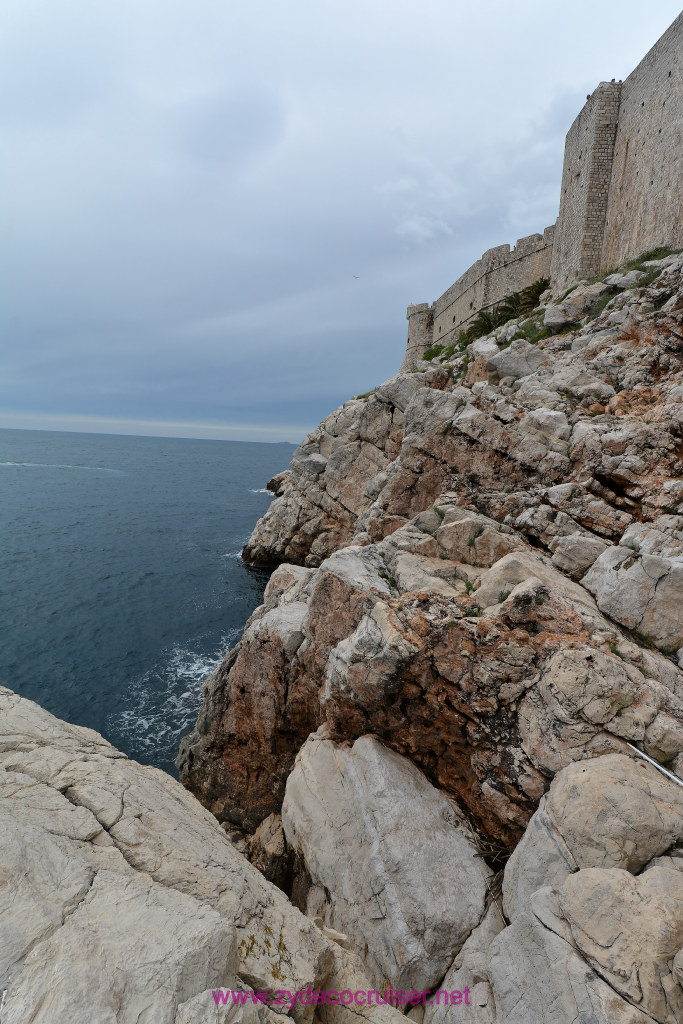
[109,631,240,762]
[221,547,247,561]
[249,488,274,495]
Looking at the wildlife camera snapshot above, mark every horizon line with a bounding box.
[0,413,307,445]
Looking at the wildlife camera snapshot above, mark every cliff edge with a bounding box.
[178,253,683,1022]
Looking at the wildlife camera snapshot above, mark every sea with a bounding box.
[0,428,293,774]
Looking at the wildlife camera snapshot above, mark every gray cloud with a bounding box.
[2,0,681,441]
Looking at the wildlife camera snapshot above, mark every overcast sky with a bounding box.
[2,1,681,442]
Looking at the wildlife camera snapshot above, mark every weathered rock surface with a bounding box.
[282,731,490,991]
[425,754,683,1024]
[180,490,683,848]
[243,256,683,573]
[544,281,614,329]
[584,520,683,652]
[180,253,683,1021]
[502,754,683,919]
[0,687,403,1024]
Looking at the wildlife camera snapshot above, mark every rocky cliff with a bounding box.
[3,256,683,1024]
[177,252,683,1022]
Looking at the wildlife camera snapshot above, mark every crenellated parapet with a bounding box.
[402,228,554,367]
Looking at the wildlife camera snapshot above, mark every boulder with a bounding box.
[0,686,391,1024]
[560,866,683,1024]
[604,270,646,288]
[503,754,683,920]
[282,732,490,992]
[486,887,656,1024]
[584,524,683,651]
[486,339,547,381]
[550,531,609,578]
[544,282,613,329]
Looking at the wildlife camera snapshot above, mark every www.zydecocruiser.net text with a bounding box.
[212,987,472,1009]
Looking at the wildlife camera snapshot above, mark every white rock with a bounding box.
[0,687,355,1024]
[560,866,683,1023]
[282,732,490,992]
[604,270,646,288]
[486,339,547,382]
[583,530,683,651]
[550,531,609,578]
[520,407,571,443]
[487,888,654,1024]
[503,754,683,920]
[468,337,499,360]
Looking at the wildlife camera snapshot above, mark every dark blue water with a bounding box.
[0,429,293,773]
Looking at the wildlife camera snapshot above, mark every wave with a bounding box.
[249,487,274,495]
[0,461,124,474]
[222,548,246,561]
[108,633,240,763]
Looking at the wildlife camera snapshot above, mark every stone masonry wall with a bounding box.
[401,228,554,367]
[550,13,682,291]
[401,303,434,371]
[400,13,681,368]
[601,12,683,271]
[430,226,554,346]
[549,83,622,292]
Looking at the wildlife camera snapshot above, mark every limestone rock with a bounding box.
[423,907,504,1024]
[176,991,291,1024]
[604,270,646,288]
[183,482,683,849]
[0,686,385,1024]
[503,754,683,920]
[550,530,609,578]
[486,887,656,1024]
[560,866,683,1024]
[248,814,292,889]
[584,523,683,651]
[546,282,615,329]
[486,339,547,381]
[185,257,683,862]
[282,732,490,992]
[427,751,683,1023]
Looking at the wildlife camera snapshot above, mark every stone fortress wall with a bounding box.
[549,82,622,291]
[601,13,683,274]
[404,12,682,365]
[431,226,555,346]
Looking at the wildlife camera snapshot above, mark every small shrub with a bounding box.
[423,343,444,360]
[498,589,511,603]
[513,319,551,345]
[465,580,474,594]
[434,506,446,520]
